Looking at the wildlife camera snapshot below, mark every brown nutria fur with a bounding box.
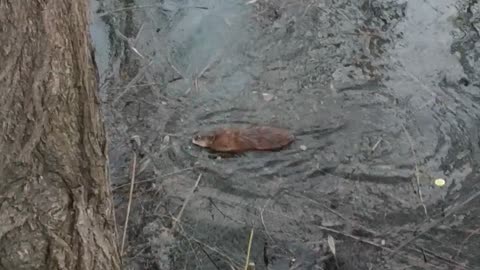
[192,126,295,153]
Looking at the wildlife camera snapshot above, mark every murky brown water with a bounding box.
[91,0,480,269]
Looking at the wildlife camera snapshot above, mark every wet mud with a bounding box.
[90,0,480,269]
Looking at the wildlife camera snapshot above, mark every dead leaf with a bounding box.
[327,235,336,257]
[262,93,274,102]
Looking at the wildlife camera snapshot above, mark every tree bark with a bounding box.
[0,1,121,269]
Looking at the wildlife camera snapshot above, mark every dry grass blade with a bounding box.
[244,227,255,270]
[120,150,138,256]
[371,137,383,153]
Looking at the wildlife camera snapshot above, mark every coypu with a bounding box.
[192,125,295,153]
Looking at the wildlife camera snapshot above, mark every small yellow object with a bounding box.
[434,178,446,187]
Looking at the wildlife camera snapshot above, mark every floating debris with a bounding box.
[262,93,274,102]
[327,235,336,256]
[434,178,446,187]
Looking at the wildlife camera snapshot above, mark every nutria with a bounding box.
[192,126,295,153]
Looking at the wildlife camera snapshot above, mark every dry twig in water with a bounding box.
[401,124,428,217]
[166,55,185,79]
[176,227,242,269]
[112,167,194,190]
[172,174,203,231]
[187,52,222,94]
[454,227,480,259]
[391,188,480,256]
[114,29,145,60]
[413,246,469,269]
[259,198,274,242]
[113,59,154,104]
[293,193,379,236]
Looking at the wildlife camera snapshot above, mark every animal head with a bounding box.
[192,132,216,147]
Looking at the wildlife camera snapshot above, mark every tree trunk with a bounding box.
[0,1,121,269]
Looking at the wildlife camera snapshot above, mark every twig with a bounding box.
[251,197,464,270]
[166,55,185,79]
[134,23,145,44]
[401,123,428,217]
[302,0,315,16]
[244,227,254,270]
[114,29,145,59]
[390,188,480,255]
[209,198,245,224]
[305,225,386,251]
[172,174,203,231]
[175,221,204,268]
[129,245,149,260]
[198,244,222,270]
[120,149,137,255]
[198,52,221,79]
[259,198,274,242]
[292,193,379,237]
[113,59,154,104]
[182,232,242,268]
[112,167,194,190]
[413,246,470,269]
[105,153,121,250]
[189,51,222,93]
[98,4,208,17]
[371,137,383,153]
[172,214,241,269]
[98,4,168,17]
[454,227,480,259]
[108,82,163,90]
[194,76,199,92]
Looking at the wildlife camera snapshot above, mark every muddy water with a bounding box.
[92,0,480,269]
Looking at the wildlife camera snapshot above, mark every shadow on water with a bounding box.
[91,0,480,269]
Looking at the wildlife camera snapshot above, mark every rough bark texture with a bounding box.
[0,1,121,269]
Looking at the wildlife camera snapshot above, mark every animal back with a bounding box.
[239,126,294,151]
[196,126,294,153]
